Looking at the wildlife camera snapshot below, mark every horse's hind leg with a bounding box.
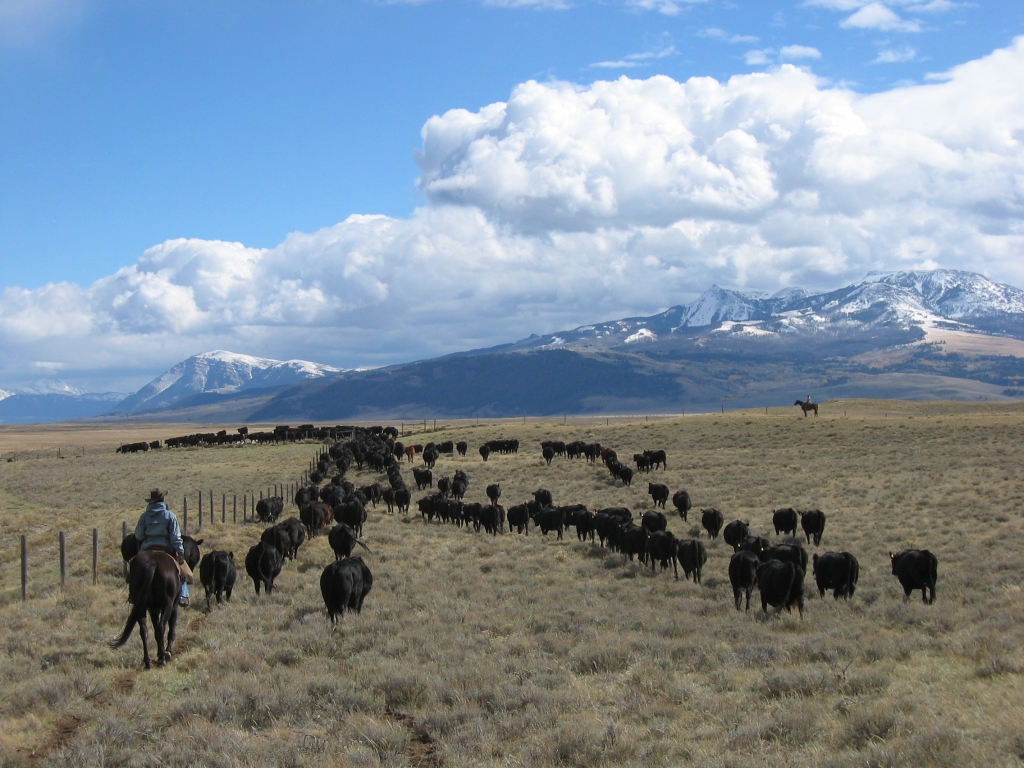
[150,610,167,666]
[139,613,152,670]
[165,606,178,661]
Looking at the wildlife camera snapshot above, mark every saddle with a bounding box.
[141,545,194,584]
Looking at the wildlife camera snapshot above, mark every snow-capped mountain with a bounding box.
[507,269,1024,351]
[114,350,344,413]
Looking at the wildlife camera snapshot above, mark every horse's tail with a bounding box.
[110,557,156,648]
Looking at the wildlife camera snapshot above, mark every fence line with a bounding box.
[10,482,309,600]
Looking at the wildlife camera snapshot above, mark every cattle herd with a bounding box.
[117,424,940,667]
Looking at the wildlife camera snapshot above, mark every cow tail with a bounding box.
[110,558,156,648]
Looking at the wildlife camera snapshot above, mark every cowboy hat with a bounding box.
[146,488,165,503]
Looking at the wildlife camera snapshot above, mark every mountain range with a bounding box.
[0,352,341,424]
[4,269,1024,424]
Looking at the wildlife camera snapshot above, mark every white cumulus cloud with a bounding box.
[780,45,822,60]
[840,3,921,31]
[3,38,1024,389]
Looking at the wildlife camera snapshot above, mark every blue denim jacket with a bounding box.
[134,502,184,557]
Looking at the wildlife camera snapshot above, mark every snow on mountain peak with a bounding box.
[115,350,345,413]
[683,286,765,327]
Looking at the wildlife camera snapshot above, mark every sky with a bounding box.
[0,0,1022,392]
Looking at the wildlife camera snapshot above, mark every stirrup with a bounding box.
[177,596,190,607]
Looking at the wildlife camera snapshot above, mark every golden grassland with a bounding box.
[1,399,1023,767]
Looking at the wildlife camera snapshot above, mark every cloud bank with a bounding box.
[3,38,1024,388]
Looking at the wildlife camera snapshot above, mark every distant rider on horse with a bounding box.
[134,489,193,606]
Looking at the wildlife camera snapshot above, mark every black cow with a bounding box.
[812,551,859,600]
[729,550,760,610]
[450,479,467,501]
[646,530,678,577]
[757,560,805,617]
[336,500,367,536]
[479,505,504,536]
[617,466,634,487]
[456,441,468,456]
[245,541,283,595]
[418,494,439,522]
[533,488,553,507]
[479,444,491,462]
[412,467,433,491]
[278,517,306,559]
[542,446,555,465]
[676,539,707,583]
[182,536,202,571]
[198,550,236,610]
[800,509,826,546]
[437,477,451,498]
[328,524,372,560]
[381,487,397,514]
[644,449,667,470]
[648,483,669,509]
[535,507,564,539]
[574,509,594,542]
[261,525,292,560]
[890,549,937,604]
[486,483,502,505]
[672,489,692,521]
[320,556,373,624]
[701,508,724,539]
[737,536,770,556]
[301,501,332,537]
[256,496,284,524]
[394,487,411,514]
[772,508,798,537]
[633,453,652,472]
[641,510,667,534]
[422,448,439,469]
[295,486,319,507]
[723,520,751,551]
[508,504,530,535]
[762,543,807,573]
[621,524,648,563]
[360,483,384,508]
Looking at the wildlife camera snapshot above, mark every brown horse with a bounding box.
[110,549,180,669]
[794,399,818,417]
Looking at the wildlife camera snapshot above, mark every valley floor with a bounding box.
[0,400,1023,767]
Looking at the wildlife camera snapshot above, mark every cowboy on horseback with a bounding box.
[134,489,193,606]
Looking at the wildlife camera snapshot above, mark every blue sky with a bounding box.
[0,0,1022,391]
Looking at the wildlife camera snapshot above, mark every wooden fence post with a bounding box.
[233,494,237,524]
[92,528,99,585]
[222,493,226,523]
[122,520,128,540]
[21,535,28,601]
[59,531,66,589]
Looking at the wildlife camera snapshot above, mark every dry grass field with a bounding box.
[1,400,1024,767]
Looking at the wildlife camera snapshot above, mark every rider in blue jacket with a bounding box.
[134,489,191,606]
